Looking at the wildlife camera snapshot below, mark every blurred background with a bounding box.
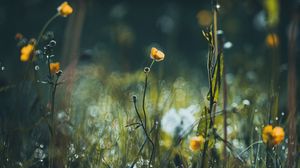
[0,0,297,76]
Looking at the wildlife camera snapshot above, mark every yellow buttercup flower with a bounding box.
[262,125,273,144]
[262,125,285,146]
[265,33,279,47]
[150,47,165,62]
[20,44,34,62]
[272,126,285,145]
[189,135,205,152]
[50,62,60,74]
[57,2,73,17]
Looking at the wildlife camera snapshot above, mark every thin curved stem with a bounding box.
[130,126,155,168]
[142,60,154,133]
[37,13,60,46]
[49,76,59,168]
[142,74,148,131]
[133,97,155,168]
[238,141,263,157]
[149,60,155,69]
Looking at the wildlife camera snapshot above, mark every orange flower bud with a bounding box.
[57,2,73,17]
[196,10,212,27]
[265,33,279,48]
[50,62,60,74]
[15,33,23,40]
[150,47,165,62]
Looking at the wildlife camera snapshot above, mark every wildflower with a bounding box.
[189,135,205,152]
[15,33,23,40]
[262,125,273,144]
[262,125,285,146]
[20,44,34,62]
[272,126,285,145]
[50,62,60,74]
[161,105,198,137]
[57,2,73,17]
[150,47,165,62]
[196,10,212,27]
[265,33,279,47]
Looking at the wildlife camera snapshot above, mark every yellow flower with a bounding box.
[57,2,73,17]
[20,44,34,62]
[262,125,273,144]
[262,125,285,146]
[150,47,165,62]
[50,62,60,74]
[272,126,284,145]
[189,135,205,152]
[265,33,279,47]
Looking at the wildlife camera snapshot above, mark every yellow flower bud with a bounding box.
[57,2,73,17]
[272,126,284,145]
[150,47,165,62]
[189,135,205,152]
[20,44,34,62]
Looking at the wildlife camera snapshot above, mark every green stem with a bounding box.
[48,71,60,168]
[149,60,155,69]
[37,13,60,46]
[223,63,228,165]
[133,96,154,168]
[142,74,148,132]
[238,141,263,157]
[130,126,155,168]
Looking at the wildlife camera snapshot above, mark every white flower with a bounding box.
[161,104,199,137]
[161,108,180,137]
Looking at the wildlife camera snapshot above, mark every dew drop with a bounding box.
[255,127,258,131]
[1,66,5,71]
[281,112,285,116]
[17,162,23,167]
[35,65,39,71]
[74,154,79,159]
[224,41,233,49]
[69,144,75,154]
[275,117,279,121]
